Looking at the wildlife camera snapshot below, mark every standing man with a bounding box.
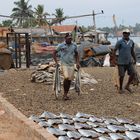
[114,29,136,94]
[53,33,80,100]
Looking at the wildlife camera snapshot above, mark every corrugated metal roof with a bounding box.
[51,25,76,33]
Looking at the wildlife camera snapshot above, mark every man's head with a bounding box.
[122,29,130,40]
[65,33,72,44]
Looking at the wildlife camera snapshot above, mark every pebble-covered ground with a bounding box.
[0,67,140,123]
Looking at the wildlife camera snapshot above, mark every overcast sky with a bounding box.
[0,0,140,28]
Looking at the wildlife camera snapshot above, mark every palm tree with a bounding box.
[11,0,33,27]
[34,4,50,27]
[52,8,66,25]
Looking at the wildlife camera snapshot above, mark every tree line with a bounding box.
[0,0,66,28]
[1,0,140,36]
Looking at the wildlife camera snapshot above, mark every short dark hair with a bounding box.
[123,32,130,35]
[65,33,72,38]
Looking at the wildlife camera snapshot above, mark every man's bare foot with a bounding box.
[118,89,125,94]
[125,86,133,93]
[63,96,71,100]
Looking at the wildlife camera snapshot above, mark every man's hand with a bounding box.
[133,60,136,65]
[56,63,60,67]
[76,63,80,70]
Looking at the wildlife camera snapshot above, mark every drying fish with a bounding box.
[104,118,121,125]
[107,125,127,132]
[58,136,71,140]
[60,113,73,119]
[86,121,98,128]
[124,124,140,132]
[81,77,98,84]
[116,118,134,124]
[31,71,53,83]
[47,127,66,136]
[40,111,60,119]
[58,124,75,131]
[125,131,140,140]
[94,127,111,134]
[76,112,92,118]
[53,64,61,99]
[89,116,103,123]
[38,121,50,128]
[67,131,82,139]
[74,122,92,129]
[109,133,130,140]
[99,136,112,140]
[94,122,107,128]
[47,119,63,125]
[29,115,42,123]
[78,129,100,138]
[75,70,81,95]
[73,117,88,123]
[62,119,74,124]
[80,137,93,140]
[136,124,140,128]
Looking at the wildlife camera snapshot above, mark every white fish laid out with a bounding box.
[76,112,92,118]
[99,136,112,140]
[47,127,66,136]
[136,124,140,128]
[67,131,82,139]
[116,118,134,124]
[29,115,42,123]
[107,125,127,133]
[40,111,60,119]
[80,137,93,140]
[60,113,73,119]
[104,118,121,125]
[74,122,92,129]
[73,117,88,123]
[89,116,103,123]
[58,124,75,131]
[62,119,74,124]
[94,122,107,127]
[81,77,98,84]
[47,119,63,126]
[38,121,50,128]
[94,127,111,134]
[109,133,130,140]
[58,136,71,140]
[125,131,140,140]
[86,121,98,128]
[124,124,140,132]
[78,129,100,138]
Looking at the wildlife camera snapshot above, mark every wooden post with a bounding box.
[93,10,97,44]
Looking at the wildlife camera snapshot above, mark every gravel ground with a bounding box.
[0,67,140,123]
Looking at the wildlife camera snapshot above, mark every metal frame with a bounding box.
[6,32,30,68]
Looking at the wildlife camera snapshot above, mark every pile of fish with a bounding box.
[30,63,56,84]
[29,111,140,140]
[30,63,98,85]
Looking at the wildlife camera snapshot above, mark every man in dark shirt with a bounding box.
[114,29,136,94]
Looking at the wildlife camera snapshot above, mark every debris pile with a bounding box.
[29,111,140,140]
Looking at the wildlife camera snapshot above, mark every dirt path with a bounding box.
[0,67,140,123]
